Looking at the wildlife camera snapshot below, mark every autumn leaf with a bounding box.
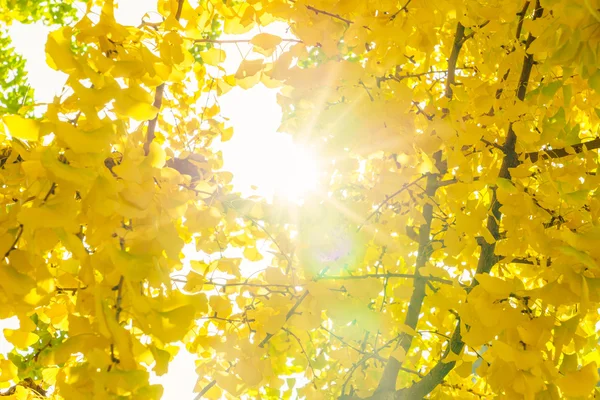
[250,33,282,56]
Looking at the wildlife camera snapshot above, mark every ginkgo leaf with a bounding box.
[3,115,40,141]
[589,70,600,92]
[209,295,232,317]
[557,362,599,398]
[41,149,97,187]
[235,59,264,89]
[150,304,197,343]
[235,357,263,386]
[148,141,166,168]
[45,27,79,73]
[183,271,204,292]
[53,121,113,153]
[0,359,18,383]
[103,300,136,369]
[250,33,282,56]
[149,345,171,376]
[201,47,226,66]
[114,86,159,121]
[3,329,39,349]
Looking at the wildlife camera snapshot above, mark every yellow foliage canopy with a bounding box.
[1,0,600,399]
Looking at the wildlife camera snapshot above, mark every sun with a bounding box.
[217,75,321,203]
[223,131,320,202]
[270,139,320,201]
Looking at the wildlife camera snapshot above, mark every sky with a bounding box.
[2,1,313,398]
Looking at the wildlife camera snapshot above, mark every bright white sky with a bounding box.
[2,1,314,398]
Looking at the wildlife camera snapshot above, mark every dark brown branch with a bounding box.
[461,20,490,43]
[374,158,442,396]
[444,23,466,99]
[523,138,600,163]
[42,182,56,202]
[114,275,124,323]
[305,4,353,25]
[515,1,531,40]
[373,22,467,397]
[143,84,165,156]
[0,378,47,397]
[109,275,125,367]
[4,224,23,258]
[143,0,185,155]
[390,0,412,20]
[288,0,354,25]
[407,3,545,398]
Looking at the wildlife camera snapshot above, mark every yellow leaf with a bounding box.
[3,115,40,141]
[183,271,204,292]
[45,27,79,73]
[209,295,232,317]
[148,141,166,168]
[214,371,243,396]
[243,245,263,261]
[110,247,155,282]
[150,304,197,343]
[250,33,282,56]
[455,361,473,378]
[235,59,263,89]
[201,47,225,66]
[103,300,136,369]
[557,362,599,398]
[474,274,514,298]
[149,346,171,376]
[265,267,287,285]
[559,245,599,270]
[4,329,39,349]
[114,86,159,121]
[235,357,263,386]
[0,359,19,383]
[0,264,36,296]
[53,121,113,154]
[41,149,97,187]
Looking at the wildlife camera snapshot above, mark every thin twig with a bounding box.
[143,0,185,155]
[317,273,452,285]
[193,38,302,44]
[4,224,23,258]
[357,175,427,232]
[283,328,317,380]
[259,291,308,347]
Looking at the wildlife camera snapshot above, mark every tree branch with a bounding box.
[193,38,302,44]
[0,378,47,397]
[317,273,452,285]
[405,3,545,397]
[4,224,23,258]
[523,138,600,163]
[357,175,427,232]
[143,0,185,155]
[373,21,467,397]
[258,291,308,348]
[304,4,353,25]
